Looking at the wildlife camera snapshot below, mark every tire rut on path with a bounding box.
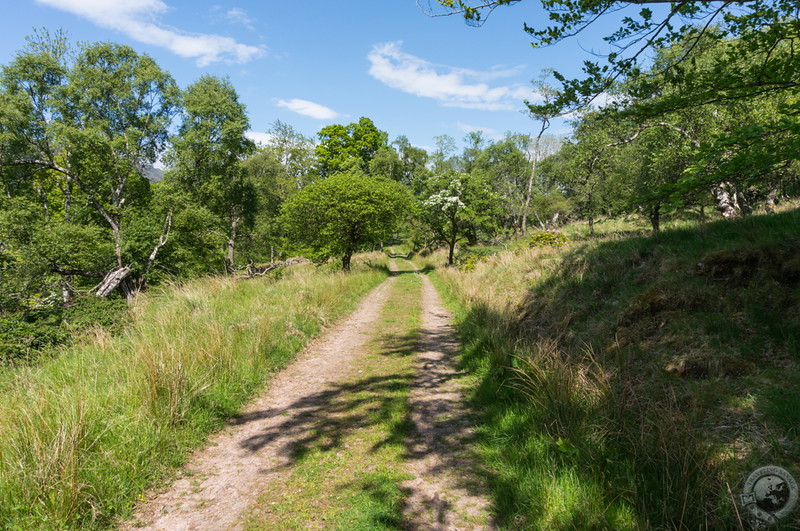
[124,274,398,531]
[402,270,495,530]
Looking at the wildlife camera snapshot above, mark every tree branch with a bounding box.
[144,209,173,277]
[11,158,119,231]
[51,266,105,278]
[608,122,700,147]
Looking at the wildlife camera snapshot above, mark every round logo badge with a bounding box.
[740,466,798,524]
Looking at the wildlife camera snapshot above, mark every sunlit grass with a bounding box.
[0,256,388,529]
[423,208,800,528]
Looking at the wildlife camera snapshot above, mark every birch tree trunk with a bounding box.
[227,215,239,273]
[522,120,549,235]
[711,183,740,218]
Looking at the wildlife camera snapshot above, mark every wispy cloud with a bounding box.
[368,41,534,111]
[245,131,276,147]
[226,7,255,30]
[276,98,340,120]
[36,0,265,66]
[456,122,501,139]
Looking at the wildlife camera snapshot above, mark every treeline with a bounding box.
[1,26,798,359]
[536,28,799,234]
[0,31,547,360]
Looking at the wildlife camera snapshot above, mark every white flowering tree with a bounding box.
[422,171,498,265]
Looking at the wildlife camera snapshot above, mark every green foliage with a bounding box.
[315,117,389,177]
[434,0,798,117]
[528,228,570,248]
[0,314,68,363]
[0,296,129,364]
[165,75,256,272]
[63,295,129,334]
[280,170,412,270]
[419,171,501,265]
[454,245,500,272]
[1,31,180,301]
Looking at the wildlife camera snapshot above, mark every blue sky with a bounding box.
[0,0,626,152]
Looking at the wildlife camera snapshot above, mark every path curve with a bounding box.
[125,275,398,531]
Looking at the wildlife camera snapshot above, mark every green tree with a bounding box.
[428,1,798,115]
[430,134,459,174]
[280,170,411,271]
[315,117,389,177]
[166,75,255,273]
[0,32,179,299]
[608,34,797,219]
[432,2,799,210]
[241,120,316,264]
[392,135,430,189]
[542,113,622,234]
[472,133,531,232]
[420,171,500,264]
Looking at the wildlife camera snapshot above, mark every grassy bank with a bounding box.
[425,209,800,528]
[0,255,388,529]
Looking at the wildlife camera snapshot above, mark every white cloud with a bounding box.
[276,98,340,120]
[456,122,500,139]
[558,92,619,120]
[245,131,276,147]
[35,0,265,66]
[368,42,534,111]
[226,8,255,30]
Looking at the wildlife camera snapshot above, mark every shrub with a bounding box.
[455,246,499,272]
[0,296,129,364]
[0,314,68,363]
[529,229,571,248]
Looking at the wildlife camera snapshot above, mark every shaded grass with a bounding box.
[0,255,388,529]
[244,260,422,530]
[426,208,800,529]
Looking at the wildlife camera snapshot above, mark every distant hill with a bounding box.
[144,165,164,183]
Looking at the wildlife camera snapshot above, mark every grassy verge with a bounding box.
[423,209,800,529]
[243,260,422,530]
[0,254,388,530]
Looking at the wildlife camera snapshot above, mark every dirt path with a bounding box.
[126,275,398,530]
[125,261,494,530]
[401,271,495,530]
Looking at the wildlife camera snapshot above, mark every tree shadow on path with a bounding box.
[228,294,493,527]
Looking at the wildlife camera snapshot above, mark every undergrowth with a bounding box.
[0,254,388,529]
[427,209,800,529]
[0,296,129,365]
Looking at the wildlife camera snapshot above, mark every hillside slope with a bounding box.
[432,208,800,528]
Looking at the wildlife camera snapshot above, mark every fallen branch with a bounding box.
[242,258,310,279]
[95,266,132,298]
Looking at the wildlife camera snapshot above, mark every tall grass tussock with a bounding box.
[429,209,800,528]
[0,255,388,529]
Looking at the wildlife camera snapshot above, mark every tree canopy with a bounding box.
[279,170,411,271]
[426,0,799,115]
[315,117,389,177]
[166,75,256,272]
[0,30,180,298]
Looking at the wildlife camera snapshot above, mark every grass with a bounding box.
[243,258,422,530]
[0,254,389,530]
[423,208,800,529]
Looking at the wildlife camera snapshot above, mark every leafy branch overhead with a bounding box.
[425,0,799,114]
